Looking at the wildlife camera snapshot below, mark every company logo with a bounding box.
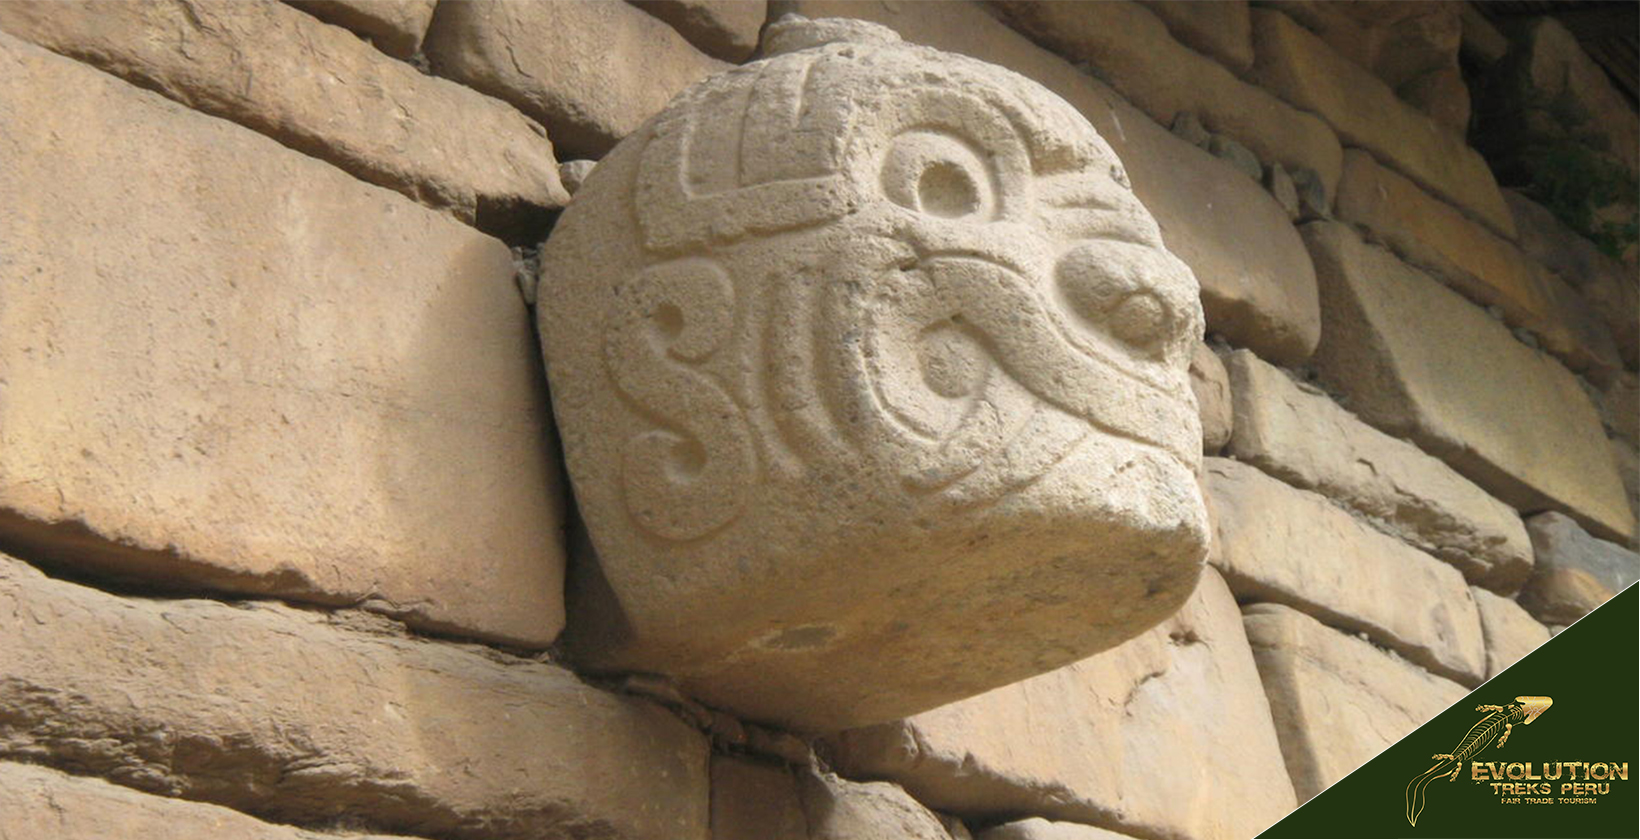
[1405,696,1554,826]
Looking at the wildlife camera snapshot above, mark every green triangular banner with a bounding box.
[1260,584,1638,839]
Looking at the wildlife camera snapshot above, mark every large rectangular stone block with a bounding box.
[774,0,1323,364]
[710,757,959,840]
[424,0,728,159]
[1204,458,1486,685]
[0,762,412,840]
[1506,189,1639,370]
[629,0,766,62]
[1136,0,1253,74]
[1249,9,1513,238]
[1303,221,1634,544]
[988,0,1343,203]
[825,570,1297,840]
[1223,349,1532,591]
[0,556,708,840]
[0,0,566,241]
[1471,588,1551,679]
[1334,150,1618,380]
[1244,603,1469,803]
[0,32,565,647]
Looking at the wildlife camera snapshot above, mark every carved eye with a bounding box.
[1055,241,1178,355]
[880,130,996,220]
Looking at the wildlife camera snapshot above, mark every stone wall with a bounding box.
[1,2,1634,839]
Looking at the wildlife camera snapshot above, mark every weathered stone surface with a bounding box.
[1334,150,1576,362]
[1190,343,1232,455]
[1250,9,1512,238]
[1471,588,1551,679]
[1303,221,1634,544]
[544,16,1209,731]
[1244,603,1469,803]
[424,0,728,159]
[0,0,566,241]
[1223,349,1533,591]
[988,0,1344,202]
[1210,133,1263,182]
[1267,162,1300,219]
[0,556,709,840]
[1204,458,1486,685]
[1400,63,1469,135]
[559,159,598,197]
[825,570,1297,840]
[978,819,1136,840]
[285,0,436,59]
[710,757,956,840]
[0,33,565,646]
[1613,439,1639,549]
[631,0,765,62]
[1136,0,1252,74]
[0,762,412,840]
[1506,189,1640,369]
[1533,264,1622,383]
[774,0,1323,365]
[1519,512,1640,624]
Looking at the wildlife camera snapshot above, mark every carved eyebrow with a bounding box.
[1033,170,1126,211]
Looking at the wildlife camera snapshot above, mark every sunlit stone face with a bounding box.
[539,16,1209,732]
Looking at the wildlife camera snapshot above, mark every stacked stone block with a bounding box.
[1,1,1633,838]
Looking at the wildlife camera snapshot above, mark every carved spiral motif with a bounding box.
[604,259,753,541]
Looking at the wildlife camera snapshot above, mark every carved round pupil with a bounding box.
[918,320,986,398]
[917,161,979,218]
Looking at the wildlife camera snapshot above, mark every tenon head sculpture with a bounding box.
[538,16,1209,732]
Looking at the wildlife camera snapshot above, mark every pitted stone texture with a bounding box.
[1136,0,1252,74]
[1204,458,1486,685]
[0,33,565,647]
[0,763,414,840]
[285,0,436,58]
[0,0,567,241]
[1190,343,1232,454]
[424,0,728,159]
[1506,189,1640,370]
[989,0,1343,204]
[543,16,1209,731]
[1460,5,1508,68]
[1519,512,1640,625]
[631,0,765,62]
[1223,349,1533,591]
[825,570,1297,840]
[979,819,1138,840]
[1471,588,1551,679]
[1304,221,1634,544]
[1244,603,1469,803]
[1613,440,1640,550]
[773,0,1322,365]
[0,556,709,840]
[1250,9,1512,238]
[710,757,958,840]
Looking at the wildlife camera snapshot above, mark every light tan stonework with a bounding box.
[0,556,709,840]
[542,16,1210,731]
[285,0,437,59]
[424,0,729,159]
[0,763,414,840]
[1244,603,1470,803]
[777,0,1323,365]
[979,819,1138,840]
[825,569,1297,840]
[1304,221,1634,544]
[0,0,567,241]
[1250,8,1513,237]
[0,32,565,646]
[1471,587,1551,679]
[711,757,959,840]
[1137,0,1253,74]
[1224,349,1533,591]
[631,0,767,62]
[1190,343,1233,454]
[1205,458,1486,685]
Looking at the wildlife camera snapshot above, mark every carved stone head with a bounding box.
[539,17,1208,731]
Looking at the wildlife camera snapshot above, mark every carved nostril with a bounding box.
[1056,244,1136,322]
[1110,292,1170,352]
